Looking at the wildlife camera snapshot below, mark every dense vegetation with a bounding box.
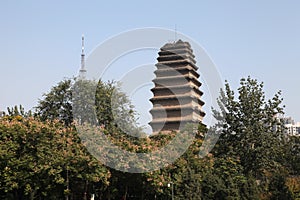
[0,77,299,199]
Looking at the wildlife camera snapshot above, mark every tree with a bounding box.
[7,105,32,117]
[0,115,110,200]
[72,79,99,125]
[213,77,286,176]
[94,80,142,137]
[35,79,73,125]
[284,136,300,175]
[35,78,145,199]
[141,123,210,200]
[269,173,293,200]
[6,76,297,199]
[36,78,141,135]
[211,76,295,199]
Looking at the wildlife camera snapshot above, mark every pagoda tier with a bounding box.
[149,40,205,133]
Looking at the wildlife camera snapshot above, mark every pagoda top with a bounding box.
[161,39,192,50]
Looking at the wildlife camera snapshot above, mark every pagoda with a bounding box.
[149,40,205,133]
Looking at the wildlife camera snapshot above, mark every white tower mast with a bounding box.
[79,34,87,79]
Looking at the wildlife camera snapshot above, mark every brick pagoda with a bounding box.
[149,40,205,133]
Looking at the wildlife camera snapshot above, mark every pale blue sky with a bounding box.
[1,1,300,124]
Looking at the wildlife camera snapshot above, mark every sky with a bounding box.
[1,1,300,128]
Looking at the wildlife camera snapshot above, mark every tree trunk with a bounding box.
[83,180,88,200]
[123,185,128,200]
[66,169,69,200]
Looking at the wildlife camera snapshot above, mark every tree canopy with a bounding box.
[1,76,299,199]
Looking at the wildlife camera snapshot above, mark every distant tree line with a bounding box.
[0,77,299,199]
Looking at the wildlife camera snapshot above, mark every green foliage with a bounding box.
[269,173,293,200]
[201,171,228,200]
[36,79,73,125]
[0,116,109,200]
[2,76,299,199]
[213,77,286,176]
[36,78,142,135]
[201,156,260,200]
[211,76,300,199]
[7,105,32,117]
[72,79,98,125]
[284,136,300,175]
[95,81,143,137]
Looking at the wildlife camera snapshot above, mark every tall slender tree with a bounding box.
[213,77,286,175]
